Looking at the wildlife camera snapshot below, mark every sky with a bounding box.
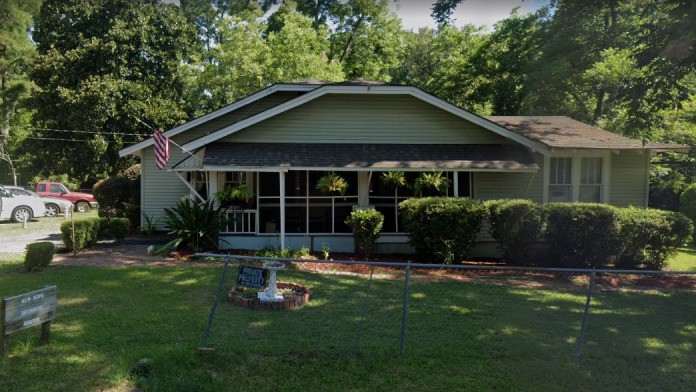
[392,0,550,30]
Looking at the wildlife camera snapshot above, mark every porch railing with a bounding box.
[222,209,256,234]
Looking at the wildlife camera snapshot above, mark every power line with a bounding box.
[19,126,150,137]
[25,136,142,143]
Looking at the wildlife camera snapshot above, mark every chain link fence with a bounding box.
[195,254,696,387]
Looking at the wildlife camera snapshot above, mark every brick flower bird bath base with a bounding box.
[228,283,310,310]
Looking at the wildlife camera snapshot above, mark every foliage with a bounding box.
[616,208,692,270]
[381,171,406,189]
[24,241,55,272]
[98,217,130,241]
[399,197,486,263]
[679,183,696,228]
[60,217,101,252]
[413,171,448,196]
[486,199,544,265]
[93,174,140,228]
[141,214,158,236]
[27,0,197,182]
[544,203,622,268]
[215,184,254,206]
[345,208,384,258]
[163,199,222,252]
[316,172,348,195]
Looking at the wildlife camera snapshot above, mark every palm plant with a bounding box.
[215,184,255,207]
[161,199,222,253]
[316,172,348,195]
[414,171,449,196]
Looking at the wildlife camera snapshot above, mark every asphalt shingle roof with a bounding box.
[178,143,539,171]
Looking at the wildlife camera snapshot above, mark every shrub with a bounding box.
[400,197,486,263]
[60,217,101,252]
[345,208,384,258]
[163,199,222,252]
[316,172,348,195]
[98,217,130,241]
[25,242,55,271]
[486,199,544,264]
[679,183,696,239]
[544,203,621,268]
[93,174,141,228]
[616,208,692,270]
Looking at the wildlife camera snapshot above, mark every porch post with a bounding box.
[208,171,219,206]
[279,170,286,250]
[358,171,370,208]
[453,172,459,197]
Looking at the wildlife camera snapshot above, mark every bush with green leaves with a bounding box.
[544,203,621,268]
[316,172,348,195]
[61,217,102,252]
[486,199,544,264]
[93,174,140,228]
[98,217,130,241]
[163,199,222,252]
[616,208,692,270]
[25,242,56,272]
[345,208,384,257]
[679,183,696,239]
[400,197,486,263]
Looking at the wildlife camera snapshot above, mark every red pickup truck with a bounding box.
[35,181,98,213]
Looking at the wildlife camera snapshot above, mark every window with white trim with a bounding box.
[224,172,248,190]
[579,157,602,202]
[548,157,572,202]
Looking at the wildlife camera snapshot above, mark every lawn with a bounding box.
[666,249,696,272]
[0,261,694,392]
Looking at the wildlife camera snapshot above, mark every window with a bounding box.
[224,172,247,190]
[49,184,67,193]
[9,188,32,197]
[548,158,572,202]
[257,170,359,234]
[457,172,472,197]
[37,184,46,192]
[579,158,602,202]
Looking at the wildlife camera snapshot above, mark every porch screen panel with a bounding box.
[549,158,572,202]
[579,158,602,202]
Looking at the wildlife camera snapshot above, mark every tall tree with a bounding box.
[28,0,197,183]
[0,0,40,185]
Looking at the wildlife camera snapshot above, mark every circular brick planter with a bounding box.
[228,282,310,310]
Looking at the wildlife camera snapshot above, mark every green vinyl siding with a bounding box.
[473,154,545,203]
[224,94,509,144]
[610,151,648,207]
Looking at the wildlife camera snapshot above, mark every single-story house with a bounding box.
[119,81,686,255]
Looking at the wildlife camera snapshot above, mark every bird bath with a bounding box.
[257,261,286,303]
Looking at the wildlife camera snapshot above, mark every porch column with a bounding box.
[279,170,286,250]
[453,172,459,197]
[207,171,219,206]
[358,171,370,208]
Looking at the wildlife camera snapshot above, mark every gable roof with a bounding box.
[487,116,688,151]
[178,84,549,153]
[118,83,317,157]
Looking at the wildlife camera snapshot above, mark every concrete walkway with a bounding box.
[0,230,64,253]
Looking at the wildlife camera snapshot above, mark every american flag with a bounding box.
[153,128,170,170]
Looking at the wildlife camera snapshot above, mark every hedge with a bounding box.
[616,208,692,270]
[486,199,544,265]
[25,242,55,272]
[345,208,384,258]
[60,217,129,252]
[400,197,486,263]
[93,172,140,229]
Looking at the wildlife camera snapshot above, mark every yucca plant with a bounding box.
[316,172,348,195]
[414,171,448,196]
[161,199,222,253]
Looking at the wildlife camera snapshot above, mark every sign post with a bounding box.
[1,286,57,356]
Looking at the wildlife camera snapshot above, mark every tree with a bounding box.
[27,0,197,184]
[0,0,40,185]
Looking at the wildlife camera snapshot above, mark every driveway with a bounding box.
[0,228,64,253]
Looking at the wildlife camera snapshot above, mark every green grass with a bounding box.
[0,210,98,238]
[666,248,696,272]
[0,262,694,391]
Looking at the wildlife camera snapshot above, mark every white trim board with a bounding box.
[180,85,551,154]
[171,165,540,173]
[118,84,318,157]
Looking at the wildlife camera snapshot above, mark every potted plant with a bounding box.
[215,184,255,209]
[414,171,448,196]
[316,172,348,196]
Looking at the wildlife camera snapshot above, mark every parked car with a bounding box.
[0,185,46,222]
[34,181,98,213]
[5,186,73,217]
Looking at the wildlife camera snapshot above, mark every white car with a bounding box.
[5,186,73,217]
[0,185,47,222]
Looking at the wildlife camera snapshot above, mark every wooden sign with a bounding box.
[237,266,268,289]
[1,286,57,355]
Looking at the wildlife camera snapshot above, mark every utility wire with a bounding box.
[25,136,141,143]
[18,126,150,137]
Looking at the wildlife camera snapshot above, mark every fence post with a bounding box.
[199,255,231,352]
[354,265,375,353]
[399,260,412,355]
[71,212,76,257]
[575,270,596,359]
